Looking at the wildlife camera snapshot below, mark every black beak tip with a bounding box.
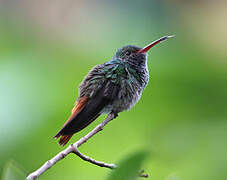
[160,35,175,41]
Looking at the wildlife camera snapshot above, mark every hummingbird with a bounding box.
[54,35,174,146]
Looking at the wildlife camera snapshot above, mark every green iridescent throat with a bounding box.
[104,59,141,85]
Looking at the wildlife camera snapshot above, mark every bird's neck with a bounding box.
[110,57,147,71]
[105,58,148,86]
[126,58,148,74]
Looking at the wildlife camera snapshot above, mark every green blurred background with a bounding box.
[0,0,227,179]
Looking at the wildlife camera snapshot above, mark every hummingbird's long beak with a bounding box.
[137,35,175,54]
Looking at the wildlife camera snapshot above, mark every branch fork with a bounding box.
[26,113,148,180]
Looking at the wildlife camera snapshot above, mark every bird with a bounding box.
[54,35,174,146]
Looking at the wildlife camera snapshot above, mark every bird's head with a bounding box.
[114,35,175,64]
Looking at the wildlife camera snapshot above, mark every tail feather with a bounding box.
[54,81,120,146]
[58,135,72,146]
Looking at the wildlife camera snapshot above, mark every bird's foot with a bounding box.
[112,112,118,119]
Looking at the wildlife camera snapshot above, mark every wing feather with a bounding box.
[54,96,88,138]
[54,64,120,146]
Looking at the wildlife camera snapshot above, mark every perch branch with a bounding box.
[27,113,116,180]
[26,113,148,179]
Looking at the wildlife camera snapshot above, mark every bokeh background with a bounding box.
[0,0,227,180]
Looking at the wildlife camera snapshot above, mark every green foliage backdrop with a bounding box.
[0,0,226,180]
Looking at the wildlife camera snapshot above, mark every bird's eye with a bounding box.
[125,51,130,56]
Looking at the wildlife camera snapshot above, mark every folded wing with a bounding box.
[54,64,120,146]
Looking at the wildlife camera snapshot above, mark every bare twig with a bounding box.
[73,147,117,169]
[27,113,116,180]
[26,113,148,179]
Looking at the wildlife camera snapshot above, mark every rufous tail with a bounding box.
[57,135,72,146]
